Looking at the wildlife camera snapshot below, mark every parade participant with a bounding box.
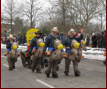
[63,29,76,53]
[29,31,45,73]
[63,28,82,76]
[44,27,61,78]
[20,50,31,68]
[75,28,84,43]
[63,29,76,75]
[102,31,106,65]
[5,34,14,56]
[44,27,59,52]
[58,32,65,43]
[20,30,41,69]
[92,32,97,47]
[102,30,106,48]
[86,34,91,46]
[6,35,19,70]
[7,43,18,71]
[31,38,45,73]
[29,31,41,54]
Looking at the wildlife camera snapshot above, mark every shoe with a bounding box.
[45,64,48,67]
[32,68,35,72]
[36,69,41,73]
[64,71,69,76]
[8,67,13,71]
[13,66,15,69]
[52,73,58,78]
[45,71,50,78]
[75,71,80,77]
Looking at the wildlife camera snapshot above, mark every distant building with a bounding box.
[1,18,15,36]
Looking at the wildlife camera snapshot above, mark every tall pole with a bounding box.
[101,13,103,31]
[62,0,66,32]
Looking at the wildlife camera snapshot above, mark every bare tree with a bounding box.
[24,0,41,28]
[47,0,68,32]
[4,0,22,33]
[57,0,67,32]
[40,0,106,33]
[101,0,106,9]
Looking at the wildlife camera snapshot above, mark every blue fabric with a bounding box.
[33,46,38,49]
[66,49,71,53]
[61,49,65,52]
[7,48,11,52]
[30,37,37,49]
[63,36,73,47]
[7,49,18,52]
[47,47,55,51]
[6,40,12,49]
[61,48,71,53]
[58,35,64,44]
[16,50,18,52]
[29,37,38,53]
[44,34,56,51]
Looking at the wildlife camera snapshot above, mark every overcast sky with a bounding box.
[1,0,52,12]
[1,0,106,29]
[1,0,52,27]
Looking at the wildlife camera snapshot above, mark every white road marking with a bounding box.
[36,79,55,88]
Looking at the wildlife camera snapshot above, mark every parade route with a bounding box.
[1,0,106,88]
[1,48,106,88]
[1,44,106,61]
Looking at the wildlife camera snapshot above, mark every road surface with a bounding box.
[1,49,106,88]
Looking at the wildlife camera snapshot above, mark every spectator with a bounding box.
[102,31,106,48]
[58,32,64,44]
[86,34,91,46]
[92,33,97,47]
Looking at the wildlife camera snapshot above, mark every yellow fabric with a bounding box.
[26,28,39,45]
[57,44,64,50]
[82,41,86,45]
[73,42,80,48]
[12,44,18,50]
[40,42,45,47]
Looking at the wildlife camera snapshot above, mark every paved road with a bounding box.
[1,49,106,88]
